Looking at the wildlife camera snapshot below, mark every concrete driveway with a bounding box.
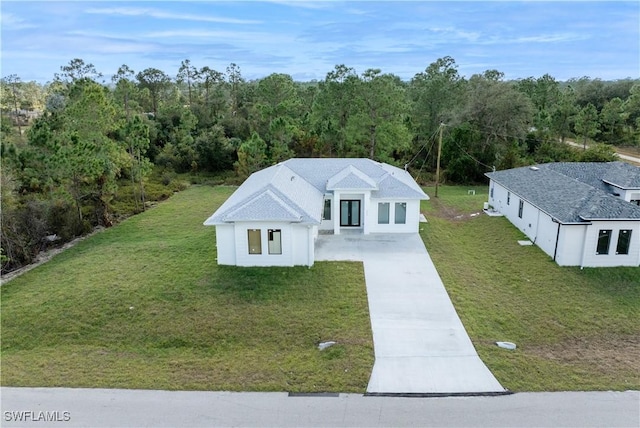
[315,232,506,394]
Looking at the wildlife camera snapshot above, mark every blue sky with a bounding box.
[1,1,638,83]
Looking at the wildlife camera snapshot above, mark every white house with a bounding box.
[486,162,640,268]
[204,158,429,267]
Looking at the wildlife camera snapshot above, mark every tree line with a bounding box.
[1,56,639,272]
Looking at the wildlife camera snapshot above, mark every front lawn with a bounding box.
[421,185,640,391]
[1,186,374,392]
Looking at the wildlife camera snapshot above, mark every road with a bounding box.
[566,141,640,165]
[2,387,639,427]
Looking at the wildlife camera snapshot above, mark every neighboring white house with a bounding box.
[486,162,640,268]
[204,158,429,267]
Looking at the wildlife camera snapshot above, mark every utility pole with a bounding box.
[435,123,444,198]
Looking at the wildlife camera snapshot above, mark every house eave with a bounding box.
[601,180,640,190]
[579,217,640,222]
[326,186,377,191]
[372,195,429,201]
[205,219,321,225]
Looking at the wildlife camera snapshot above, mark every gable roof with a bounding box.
[223,188,305,222]
[327,165,378,190]
[486,162,640,223]
[204,163,323,225]
[205,158,428,225]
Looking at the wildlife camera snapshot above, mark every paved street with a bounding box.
[315,233,504,394]
[2,388,638,427]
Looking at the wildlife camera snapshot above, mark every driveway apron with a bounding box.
[315,233,506,394]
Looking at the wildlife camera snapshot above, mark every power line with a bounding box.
[445,126,496,172]
[404,126,442,170]
[415,134,438,183]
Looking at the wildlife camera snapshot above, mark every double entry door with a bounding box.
[340,200,361,227]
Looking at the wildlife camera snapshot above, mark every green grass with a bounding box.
[4,183,638,393]
[421,185,640,391]
[1,186,373,392]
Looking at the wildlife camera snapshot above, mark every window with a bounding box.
[248,229,262,254]
[395,202,407,224]
[378,202,390,224]
[518,200,524,218]
[507,192,510,205]
[596,229,612,255]
[268,229,282,255]
[323,199,331,220]
[490,187,494,198]
[616,230,632,255]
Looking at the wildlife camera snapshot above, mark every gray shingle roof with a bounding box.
[204,164,323,225]
[223,188,305,222]
[486,162,640,223]
[204,158,428,225]
[327,165,378,190]
[602,162,640,188]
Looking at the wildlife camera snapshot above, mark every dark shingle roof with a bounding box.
[602,162,640,188]
[486,162,640,223]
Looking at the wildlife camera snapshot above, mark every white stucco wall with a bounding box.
[319,194,334,231]
[489,181,540,241]
[367,199,421,233]
[625,191,640,204]
[605,185,640,203]
[555,224,588,266]
[226,222,313,267]
[324,191,422,235]
[291,225,315,266]
[579,221,640,267]
[533,211,558,259]
[215,224,236,265]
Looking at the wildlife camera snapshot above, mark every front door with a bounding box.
[340,200,361,227]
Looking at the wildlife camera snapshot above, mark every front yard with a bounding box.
[0,186,374,392]
[2,183,638,392]
[421,185,640,391]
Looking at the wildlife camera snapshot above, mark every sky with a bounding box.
[1,1,639,83]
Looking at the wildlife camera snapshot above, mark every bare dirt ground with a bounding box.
[428,197,484,222]
[528,334,640,381]
[615,145,640,157]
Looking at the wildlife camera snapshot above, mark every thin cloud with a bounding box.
[1,12,36,30]
[425,26,482,43]
[261,0,332,10]
[513,33,589,44]
[143,29,294,45]
[84,7,262,25]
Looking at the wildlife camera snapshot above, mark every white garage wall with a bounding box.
[291,225,314,266]
[214,224,236,265]
[555,224,587,266]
